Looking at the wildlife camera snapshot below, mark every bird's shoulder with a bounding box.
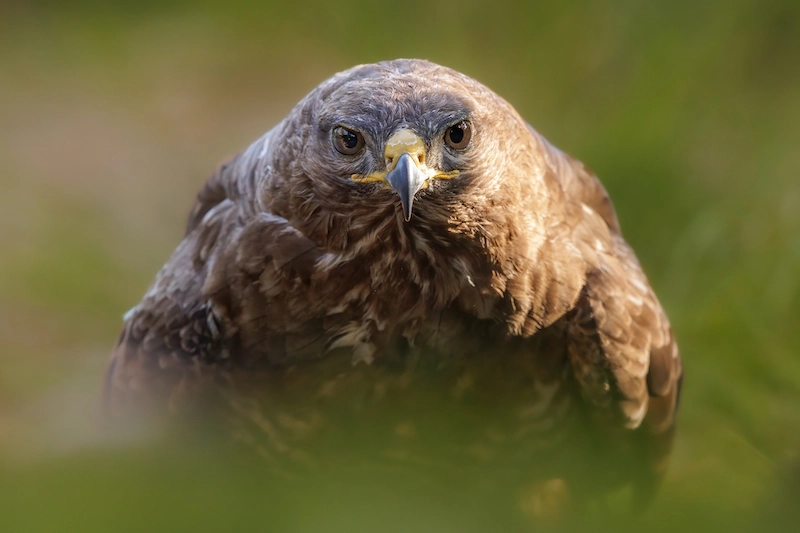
[528,124,620,234]
[106,149,328,410]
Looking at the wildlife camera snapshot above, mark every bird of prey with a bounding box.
[105,59,682,510]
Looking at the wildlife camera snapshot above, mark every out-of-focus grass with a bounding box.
[1,1,798,531]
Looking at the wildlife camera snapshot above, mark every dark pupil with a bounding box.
[342,130,358,149]
[449,125,464,144]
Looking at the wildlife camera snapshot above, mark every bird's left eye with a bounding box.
[444,120,472,150]
[332,126,365,155]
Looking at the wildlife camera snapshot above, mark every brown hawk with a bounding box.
[105,59,682,510]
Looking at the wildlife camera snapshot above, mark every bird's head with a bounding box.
[271,59,539,228]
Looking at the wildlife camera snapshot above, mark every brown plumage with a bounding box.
[105,59,682,509]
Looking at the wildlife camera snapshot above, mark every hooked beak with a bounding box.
[386,152,427,222]
[351,128,459,222]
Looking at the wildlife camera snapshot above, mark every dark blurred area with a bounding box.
[1,1,799,531]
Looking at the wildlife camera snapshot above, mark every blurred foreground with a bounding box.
[1,1,799,531]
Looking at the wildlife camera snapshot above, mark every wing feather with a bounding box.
[105,136,323,415]
[563,231,682,506]
[537,138,682,504]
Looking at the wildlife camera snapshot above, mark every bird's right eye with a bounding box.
[332,126,365,155]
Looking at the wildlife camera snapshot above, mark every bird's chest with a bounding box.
[224,232,583,469]
[225,319,580,482]
[318,243,502,362]
[313,253,574,409]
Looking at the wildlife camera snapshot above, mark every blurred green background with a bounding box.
[1,1,798,531]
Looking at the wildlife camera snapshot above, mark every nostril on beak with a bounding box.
[384,129,427,171]
[387,152,423,170]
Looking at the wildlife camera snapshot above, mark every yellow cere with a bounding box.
[384,129,426,163]
[351,128,460,185]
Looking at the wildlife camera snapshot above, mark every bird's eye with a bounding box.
[444,121,472,150]
[332,126,365,155]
